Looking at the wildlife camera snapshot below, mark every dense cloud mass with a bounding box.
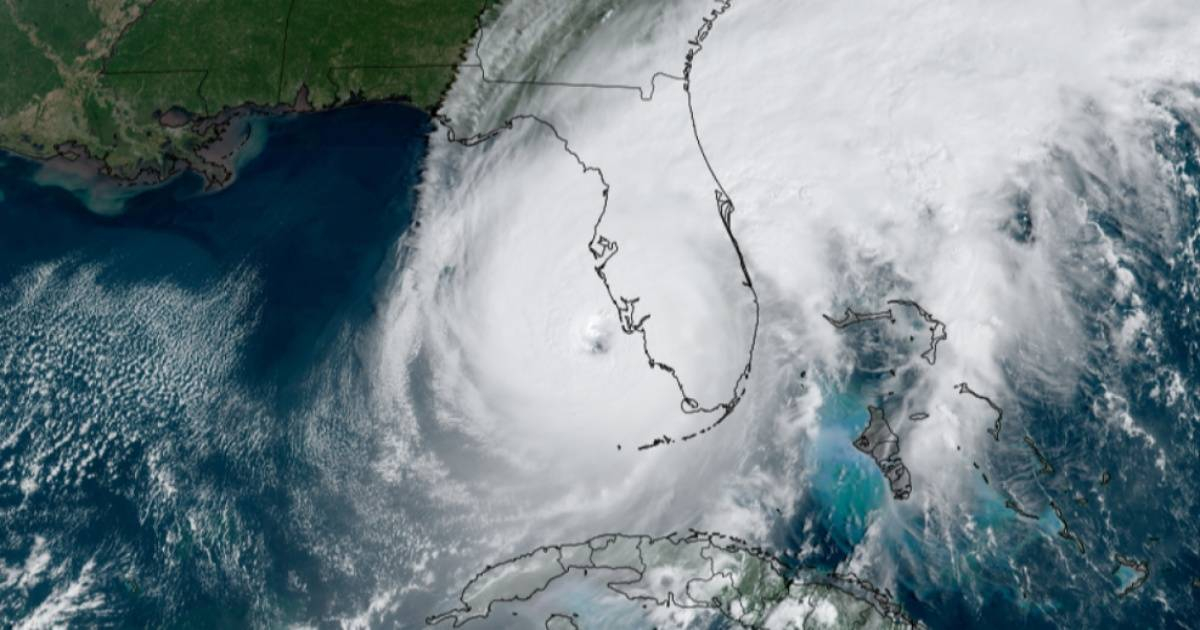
[382,0,1200,626]
[7,0,1195,626]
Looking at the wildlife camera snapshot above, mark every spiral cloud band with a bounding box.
[377,0,1200,626]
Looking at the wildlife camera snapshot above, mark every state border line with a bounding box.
[435,0,757,452]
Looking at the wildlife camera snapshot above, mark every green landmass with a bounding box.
[428,531,915,629]
[0,0,487,186]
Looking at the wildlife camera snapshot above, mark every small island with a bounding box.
[854,405,913,501]
[428,530,916,628]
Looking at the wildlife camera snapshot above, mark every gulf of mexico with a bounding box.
[0,102,432,626]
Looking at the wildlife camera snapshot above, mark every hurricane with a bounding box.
[381,0,1200,626]
[2,0,1198,627]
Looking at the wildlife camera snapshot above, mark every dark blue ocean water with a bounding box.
[0,103,429,626]
[769,112,1200,630]
[2,98,1197,629]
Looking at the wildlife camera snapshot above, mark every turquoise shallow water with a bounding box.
[1,97,1198,629]
[776,111,1200,630]
[806,390,884,550]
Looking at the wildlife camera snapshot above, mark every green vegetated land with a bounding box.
[0,0,487,184]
